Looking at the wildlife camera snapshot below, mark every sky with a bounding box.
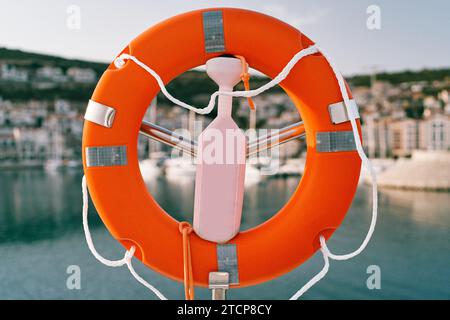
[0,0,449,75]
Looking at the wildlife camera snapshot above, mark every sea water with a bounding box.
[0,169,449,299]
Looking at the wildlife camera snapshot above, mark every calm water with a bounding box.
[0,169,449,300]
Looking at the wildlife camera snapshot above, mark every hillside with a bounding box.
[350,68,450,87]
[0,47,107,74]
[1,47,449,103]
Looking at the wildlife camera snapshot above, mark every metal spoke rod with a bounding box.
[139,120,306,157]
[140,120,197,157]
[247,121,305,156]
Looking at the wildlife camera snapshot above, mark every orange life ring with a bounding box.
[82,7,362,288]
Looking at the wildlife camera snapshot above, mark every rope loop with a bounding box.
[124,246,136,260]
[235,54,255,110]
[179,221,195,300]
[82,175,168,300]
[179,221,193,234]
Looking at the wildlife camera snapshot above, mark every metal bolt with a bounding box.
[209,272,229,300]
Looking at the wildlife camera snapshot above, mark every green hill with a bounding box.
[1,47,449,102]
[349,68,450,87]
[0,47,107,74]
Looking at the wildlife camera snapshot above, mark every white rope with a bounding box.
[289,236,330,300]
[82,175,168,300]
[115,45,319,115]
[289,46,378,299]
[317,45,378,261]
[124,247,168,300]
[87,43,377,300]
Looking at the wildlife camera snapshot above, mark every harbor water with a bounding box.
[0,169,449,299]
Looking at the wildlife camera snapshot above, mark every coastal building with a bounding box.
[69,115,83,137]
[0,100,47,128]
[8,108,37,127]
[0,127,50,162]
[419,113,450,151]
[66,67,96,83]
[236,93,299,131]
[352,86,371,106]
[13,127,49,160]
[0,109,5,126]
[362,112,450,158]
[238,94,294,117]
[0,64,28,82]
[390,119,419,157]
[438,90,449,105]
[445,104,450,116]
[0,128,16,160]
[423,96,440,110]
[54,99,71,115]
[362,115,392,158]
[36,66,66,82]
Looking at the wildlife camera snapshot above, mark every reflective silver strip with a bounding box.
[85,146,127,167]
[316,131,356,152]
[202,10,225,53]
[84,100,116,128]
[328,99,360,125]
[217,244,239,285]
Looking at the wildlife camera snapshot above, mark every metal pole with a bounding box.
[139,120,197,157]
[209,272,229,300]
[139,121,306,157]
[247,121,305,156]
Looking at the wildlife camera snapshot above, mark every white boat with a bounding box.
[139,98,165,181]
[44,159,65,172]
[276,158,305,177]
[164,157,196,179]
[45,121,66,172]
[245,164,263,186]
[359,158,395,184]
[139,159,161,180]
[67,159,82,169]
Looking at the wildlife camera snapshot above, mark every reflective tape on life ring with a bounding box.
[82,8,362,288]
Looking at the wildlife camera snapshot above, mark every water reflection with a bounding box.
[0,170,449,299]
[1,169,449,243]
[379,188,450,228]
[0,169,301,243]
[145,174,300,230]
[0,170,101,243]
